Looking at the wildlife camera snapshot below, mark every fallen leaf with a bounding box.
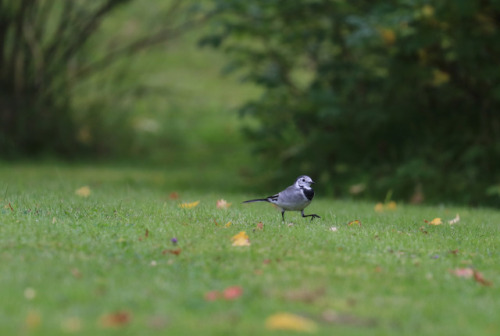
[374,203,384,212]
[386,201,397,210]
[348,219,361,226]
[375,201,397,212]
[204,290,220,301]
[256,222,264,230]
[265,313,317,332]
[231,231,250,246]
[179,201,199,209]
[321,310,377,327]
[223,286,243,300]
[448,214,460,224]
[473,270,493,286]
[6,202,14,211]
[216,199,232,209]
[449,249,459,255]
[147,316,168,330]
[225,222,232,228]
[283,287,325,303]
[25,310,41,330]
[162,248,182,256]
[419,226,428,234]
[75,186,91,197]
[99,311,131,328]
[426,218,442,225]
[24,287,36,300]
[61,317,83,333]
[169,192,179,200]
[71,268,82,279]
[450,268,474,278]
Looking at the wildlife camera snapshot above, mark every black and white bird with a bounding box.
[243,175,320,222]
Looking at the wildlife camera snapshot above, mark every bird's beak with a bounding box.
[311,181,315,184]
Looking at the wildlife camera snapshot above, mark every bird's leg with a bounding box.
[301,210,321,221]
[281,210,285,222]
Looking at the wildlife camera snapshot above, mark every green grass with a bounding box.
[1,163,499,336]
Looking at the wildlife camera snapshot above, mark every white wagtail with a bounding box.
[243,175,320,221]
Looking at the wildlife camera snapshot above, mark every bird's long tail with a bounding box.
[242,198,269,204]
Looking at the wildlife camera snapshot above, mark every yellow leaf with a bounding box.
[379,28,396,45]
[216,199,232,209]
[75,186,91,197]
[428,218,442,225]
[386,201,397,210]
[432,69,450,86]
[225,221,232,228]
[61,317,83,333]
[179,201,200,209]
[421,5,434,17]
[231,231,250,246]
[265,313,317,333]
[25,310,41,330]
[374,203,384,212]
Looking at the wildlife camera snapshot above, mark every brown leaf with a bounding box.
[473,270,493,287]
[169,192,179,200]
[7,202,14,211]
[419,226,428,234]
[162,248,182,256]
[256,222,264,230]
[283,287,325,303]
[71,268,82,279]
[99,311,131,328]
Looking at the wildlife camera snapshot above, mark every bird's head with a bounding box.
[295,175,315,189]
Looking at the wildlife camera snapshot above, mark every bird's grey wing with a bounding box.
[276,185,309,210]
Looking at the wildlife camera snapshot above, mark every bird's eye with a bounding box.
[302,179,305,182]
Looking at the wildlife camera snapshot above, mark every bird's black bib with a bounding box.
[302,187,314,201]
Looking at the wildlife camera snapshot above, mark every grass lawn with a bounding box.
[1,163,499,336]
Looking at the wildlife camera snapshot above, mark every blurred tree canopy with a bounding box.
[0,0,210,157]
[204,0,500,206]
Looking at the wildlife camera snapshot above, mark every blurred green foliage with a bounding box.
[204,0,500,206]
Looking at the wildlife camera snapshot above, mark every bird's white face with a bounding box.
[295,175,314,189]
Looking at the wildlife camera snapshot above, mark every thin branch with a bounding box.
[72,12,214,81]
[59,0,130,62]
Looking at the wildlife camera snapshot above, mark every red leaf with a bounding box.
[223,286,243,300]
[256,222,264,230]
[204,291,220,301]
